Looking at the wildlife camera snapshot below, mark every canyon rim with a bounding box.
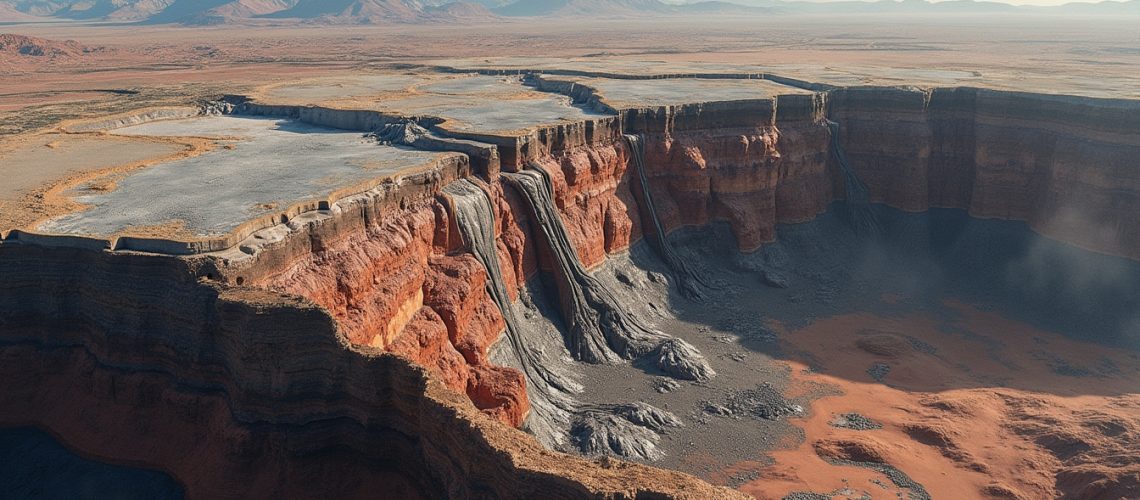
[1,5,1139,500]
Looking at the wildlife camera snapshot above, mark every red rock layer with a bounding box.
[830,87,1140,260]
[257,199,529,427]
[533,142,642,269]
[535,96,836,256]
[0,240,743,498]
[237,87,1140,448]
[2,86,1136,499]
[638,123,833,251]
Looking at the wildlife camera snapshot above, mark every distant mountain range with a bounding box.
[0,0,1136,24]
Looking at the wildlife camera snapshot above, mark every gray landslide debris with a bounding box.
[654,338,717,382]
[652,377,681,394]
[445,179,578,448]
[572,403,683,461]
[370,120,429,146]
[829,413,883,431]
[624,134,717,300]
[445,178,684,461]
[867,362,892,382]
[200,99,234,116]
[700,384,803,421]
[826,119,881,236]
[823,459,931,500]
[504,165,715,382]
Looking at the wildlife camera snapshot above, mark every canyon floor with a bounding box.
[1,15,1138,500]
[559,211,1140,498]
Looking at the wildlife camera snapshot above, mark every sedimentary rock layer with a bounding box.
[0,238,742,499]
[828,87,1140,260]
[1,78,1137,498]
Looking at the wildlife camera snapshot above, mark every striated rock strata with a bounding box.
[0,185,743,499]
[829,87,1140,260]
[1,80,1138,497]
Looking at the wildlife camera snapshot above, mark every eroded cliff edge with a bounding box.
[1,80,1137,498]
[0,171,741,499]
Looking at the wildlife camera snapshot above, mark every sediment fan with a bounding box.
[504,165,716,382]
[444,178,688,460]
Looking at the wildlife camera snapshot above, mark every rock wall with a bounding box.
[830,87,1140,260]
[0,241,742,499]
[1,84,1136,498]
[533,93,836,256]
[240,187,531,428]
[552,86,1140,259]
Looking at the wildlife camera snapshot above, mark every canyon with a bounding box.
[1,48,1138,499]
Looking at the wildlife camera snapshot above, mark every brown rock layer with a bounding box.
[554,94,836,254]
[0,237,742,499]
[829,87,1140,260]
[253,194,531,427]
[0,85,1137,498]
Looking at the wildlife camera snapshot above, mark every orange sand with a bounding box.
[740,300,1140,499]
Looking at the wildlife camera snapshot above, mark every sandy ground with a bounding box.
[5,17,1137,94]
[36,115,447,239]
[2,16,1136,231]
[558,77,812,108]
[2,15,1138,137]
[0,133,183,199]
[740,299,1140,499]
[0,132,205,233]
[259,73,606,135]
[546,207,1140,499]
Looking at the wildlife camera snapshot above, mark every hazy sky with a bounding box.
[669,0,1114,7]
[907,0,1095,5]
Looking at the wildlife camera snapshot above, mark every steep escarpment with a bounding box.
[0,231,742,499]
[505,165,713,378]
[511,89,837,266]
[829,87,1140,260]
[237,173,533,428]
[543,84,1139,264]
[618,94,836,252]
[2,79,1137,498]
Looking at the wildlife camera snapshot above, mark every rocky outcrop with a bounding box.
[625,133,716,299]
[246,190,533,428]
[529,138,640,268]
[619,94,836,252]
[505,165,713,380]
[512,92,836,264]
[0,233,744,499]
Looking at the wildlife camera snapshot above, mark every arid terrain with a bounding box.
[1,10,1138,500]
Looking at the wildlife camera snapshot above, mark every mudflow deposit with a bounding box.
[1,31,1140,500]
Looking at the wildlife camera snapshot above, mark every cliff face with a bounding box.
[1,83,1137,498]
[524,93,836,263]
[532,141,641,268]
[0,228,742,500]
[202,86,1140,445]
[830,87,1140,260]
[627,95,836,251]
[244,190,531,427]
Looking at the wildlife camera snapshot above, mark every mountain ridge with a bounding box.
[0,0,1135,24]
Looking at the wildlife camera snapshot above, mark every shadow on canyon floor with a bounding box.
[640,206,1140,397]
[545,204,1140,496]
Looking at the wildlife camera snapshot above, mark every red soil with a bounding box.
[739,300,1140,499]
